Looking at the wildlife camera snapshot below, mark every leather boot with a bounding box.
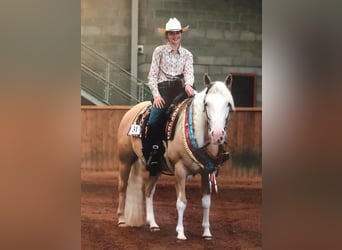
[146,145,161,176]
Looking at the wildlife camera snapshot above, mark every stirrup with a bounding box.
[146,145,159,167]
[147,162,160,176]
[146,144,159,170]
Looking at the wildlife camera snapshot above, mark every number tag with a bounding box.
[128,124,141,136]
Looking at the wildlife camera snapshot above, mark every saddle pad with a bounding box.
[127,104,151,137]
[166,98,192,140]
[127,98,191,139]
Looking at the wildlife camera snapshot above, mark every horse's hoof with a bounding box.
[176,238,187,242]
[118,222,127,227]
[176,235,187,241]
[150,227,160,232]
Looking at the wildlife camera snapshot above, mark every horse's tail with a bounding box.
[124,159,145,227]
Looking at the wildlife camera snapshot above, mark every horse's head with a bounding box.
[203,73,235,145]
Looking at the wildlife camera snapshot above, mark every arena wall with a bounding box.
[81,106,261,173]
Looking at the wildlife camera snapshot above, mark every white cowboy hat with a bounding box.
[158,17,189,34]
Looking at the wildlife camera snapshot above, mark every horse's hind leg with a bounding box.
[124,160,144,227]
[201,172,213,239]
[145,174,161,231]
[117,157,133,226]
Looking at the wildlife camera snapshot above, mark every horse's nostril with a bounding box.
[220,137,223,141]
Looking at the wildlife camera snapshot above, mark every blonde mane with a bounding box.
[191,90,207,146]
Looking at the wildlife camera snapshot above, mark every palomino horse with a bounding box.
[117,73,235,240]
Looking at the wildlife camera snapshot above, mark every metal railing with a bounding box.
[81,42,151,105]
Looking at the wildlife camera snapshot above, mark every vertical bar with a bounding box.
[130,0,138,104]
[105,62,110,103]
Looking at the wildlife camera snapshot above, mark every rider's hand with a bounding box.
[153,96,165,108]
[185,84,195,96]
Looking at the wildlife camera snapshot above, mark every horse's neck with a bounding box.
[192,93,219,155]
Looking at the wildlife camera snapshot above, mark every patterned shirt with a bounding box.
[148,43,194,98]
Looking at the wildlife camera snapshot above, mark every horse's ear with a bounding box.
[204,73,212,88]
[225,74,233,91]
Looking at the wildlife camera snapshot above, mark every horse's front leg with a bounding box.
[145,174,160,231]
[175,164,187,240]
[201,172,213,239]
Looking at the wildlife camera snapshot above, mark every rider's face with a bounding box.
[167,31,182,46]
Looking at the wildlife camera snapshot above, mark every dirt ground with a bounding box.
[81,170,262,250]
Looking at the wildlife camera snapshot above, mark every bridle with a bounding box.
[183,83,232,173]
[202,83,232,136]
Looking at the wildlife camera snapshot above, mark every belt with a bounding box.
[164,73,184,81]
[158,80,183,88]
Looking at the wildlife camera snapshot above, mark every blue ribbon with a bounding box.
[187,103,215,172]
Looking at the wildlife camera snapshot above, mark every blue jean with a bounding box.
[143,80,186,161]
[147,105,167,128]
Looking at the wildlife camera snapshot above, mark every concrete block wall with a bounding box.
[81,0,262,106]
[81,0,132,69]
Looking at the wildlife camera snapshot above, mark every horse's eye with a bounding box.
[228,103,232,111]
[203,102,208,112]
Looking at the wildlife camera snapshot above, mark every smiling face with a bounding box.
[166,30,182,47]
